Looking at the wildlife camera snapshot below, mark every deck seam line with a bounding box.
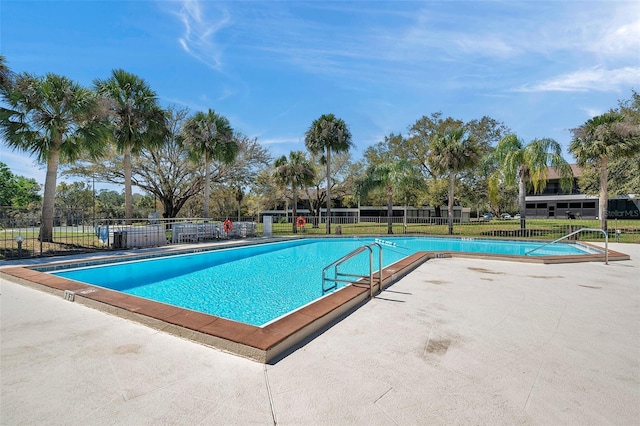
[263,365,278,425]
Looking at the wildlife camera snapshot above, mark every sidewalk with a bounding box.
[1,243,638,424]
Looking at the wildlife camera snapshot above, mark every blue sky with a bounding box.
[1,0,639,190]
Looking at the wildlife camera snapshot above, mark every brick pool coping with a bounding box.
[0,243,628,363]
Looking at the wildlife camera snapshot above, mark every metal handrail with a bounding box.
[322,243,383,297]
[525,228,609,264]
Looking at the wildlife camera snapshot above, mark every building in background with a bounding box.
[260,206,470,223]
[525,165,639,219]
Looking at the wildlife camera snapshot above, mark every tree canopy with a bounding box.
[95,69,167,220]
[305,113,353,233]
[492,135,572,229]
[357,160,421,234]
[273,151,315,233]
[0,161,41,215]
[181,109,237,218]
[570,110,640,230]
[0,72,110,241]
[430,127,480,234]
[3,54,639,230]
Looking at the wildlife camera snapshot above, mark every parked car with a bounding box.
[514,214,521,220]
[482,213,494,220]
[501,213,512,220]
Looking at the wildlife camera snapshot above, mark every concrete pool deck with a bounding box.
[1,242,639,424]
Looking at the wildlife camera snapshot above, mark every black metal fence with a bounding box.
[1,215,638,260]
[0,216,258,259]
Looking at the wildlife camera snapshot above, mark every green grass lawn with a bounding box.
[267,219,640,243]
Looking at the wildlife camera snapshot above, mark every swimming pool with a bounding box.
[2,235,625,362]
[51,237,601,327]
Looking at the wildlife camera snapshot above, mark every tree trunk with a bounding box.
[386,185,393,234]
[124,146,133,223]
[162,198,178,219]
[448,172,455,235]
[599,155,608,232]
[518,171,527,231]
[325,148,331,234]
[203,154,210,218]
[39,149,60,242]
[292,186,298,234]
[236,187,243,221]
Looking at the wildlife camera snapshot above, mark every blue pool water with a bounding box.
[52,237,598,326]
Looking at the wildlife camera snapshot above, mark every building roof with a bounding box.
[546,164,582,180]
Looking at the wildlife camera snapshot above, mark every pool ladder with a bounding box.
[322,243,383,298]
[525,227,609,264]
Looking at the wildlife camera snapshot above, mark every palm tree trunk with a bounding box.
[518,173,527,231]
[448,172,455,235]
[203,154,210,218]
[292,186,298,234]
[124,146,133,223]
[599,155,608,232]
[387,185,393,234]
[39,149,60,242]
[325,148,331,235]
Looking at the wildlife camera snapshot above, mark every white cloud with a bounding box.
[593,16,640,60]
[174,0,231,71]
[159,96,208,112]
[453,35,517,58]
[259,137,303,146]
[426,3,640,63]
[514,66,640,93]
[256,137,306,159]
[217,87,233,102]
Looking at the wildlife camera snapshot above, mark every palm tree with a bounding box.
[304,113,353,234]
[357,160,419,234]
[0,73,110,241]
[429,127,479,235]
[273,151,315,233]
[493,135,573,230]
[0,55,12,93]
[94,69,166,221]
[570,112,640,231]
[181,109,237,218]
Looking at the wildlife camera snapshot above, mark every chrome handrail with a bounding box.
[322,243,383,297]
[525,228,608,264]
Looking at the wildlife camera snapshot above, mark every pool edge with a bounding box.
[0,246,629,363]
[0,252,432,363]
